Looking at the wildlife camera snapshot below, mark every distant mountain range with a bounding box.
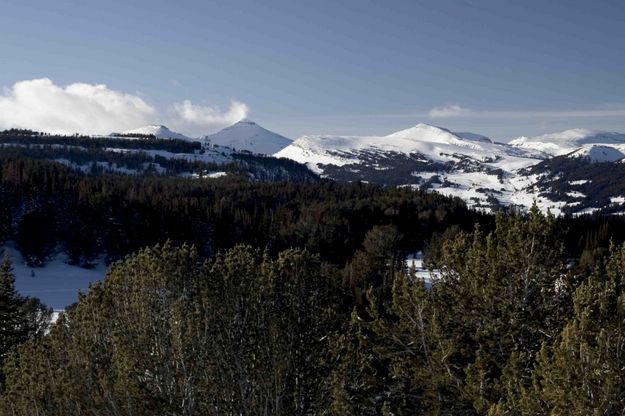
[111,119,625,216]
[117,119,292,155]
[509,128,625,156]
[275,123,625,216]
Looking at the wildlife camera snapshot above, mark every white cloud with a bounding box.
[172,99,248,134]
[0,78,155,135]
[428,104,471,118]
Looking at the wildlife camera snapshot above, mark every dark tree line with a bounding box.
[0,158,483,268]
[0,129,202,153]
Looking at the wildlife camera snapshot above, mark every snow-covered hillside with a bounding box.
[568,145,625,163]
[118,125,192,141]
[510,128,625,156]
[275,123,625,215]
[204,119,291,154]
[275,123,528,168]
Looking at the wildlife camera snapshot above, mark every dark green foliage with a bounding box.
[529,242,625,414]
[0,257,51,386]
[0,244,341,415]
[430,208,573,413]
[16,209,57,267]
[0,258,22,365]
[2,198,625,414]
[344,224,403,308]
[0,158,482,267]
[329,206,577,415]
[4,154,625,413]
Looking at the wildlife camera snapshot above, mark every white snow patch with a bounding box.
[611,196,625,204]
[406,252,440,286]
[566,191,585,199]
[206,171,227,178]
[574,207,601,217]
[3,244,106,310]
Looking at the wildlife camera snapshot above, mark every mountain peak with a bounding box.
[568,145,625,163]
[205,120,291,154]
[119,125,191,141]
[385,123,466,145]
[236,118,256,125]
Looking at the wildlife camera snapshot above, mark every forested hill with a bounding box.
[0,157,485,269]
[0,129,317,182]
[1,155,623,275]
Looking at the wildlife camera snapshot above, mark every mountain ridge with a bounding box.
[275,123,625,215]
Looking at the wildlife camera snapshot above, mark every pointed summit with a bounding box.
[119,125,191,141]
[204,120,291,154]
[236,118,256,124]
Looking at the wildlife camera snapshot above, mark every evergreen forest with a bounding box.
[1,157,625,414]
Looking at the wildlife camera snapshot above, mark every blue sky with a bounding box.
[0,0,624,139]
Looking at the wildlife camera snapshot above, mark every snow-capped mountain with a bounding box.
[203,119,291,154]
[567,145,625,163]
[118,125,192,141]
[275,123,520,169]
[510,128,625,156]
[276,123,625,216]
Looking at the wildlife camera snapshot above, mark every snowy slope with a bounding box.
[567,145,625,163]
[510,129,625,156]
[276,123,625,215]
[118,125,192,141]
[276,123,535,170]
[275,123,549,212]
[204,119,292,154]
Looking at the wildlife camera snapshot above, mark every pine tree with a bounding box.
[0,257,22,355]
[336,207,574,414]
[0,256,26,386]
[533,241,625,414]
[0,243,342,415]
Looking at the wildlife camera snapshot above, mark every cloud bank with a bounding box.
[0,78,250,136]
[0,78,156,135]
